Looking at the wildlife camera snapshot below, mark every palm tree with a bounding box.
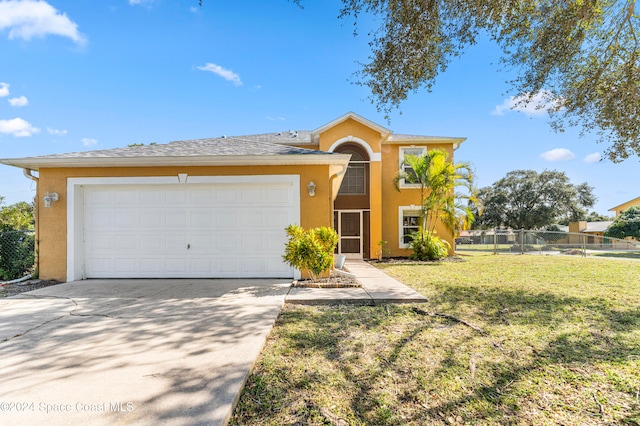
[393,149,480,258]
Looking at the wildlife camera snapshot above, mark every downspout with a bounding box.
[23,169,39,278]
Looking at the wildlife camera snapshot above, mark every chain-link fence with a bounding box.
[0,230,35,281]
[456,229,640,257]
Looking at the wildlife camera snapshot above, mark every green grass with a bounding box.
[231,254,640,425]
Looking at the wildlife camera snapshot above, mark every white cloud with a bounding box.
[0,0,86,45]
[8,95,28,107]
[196,63,243,86]
[266,116,285,121]
[47,127,67,135]
[540,148,575,162]
[0,117,40,137]
[0,82,9,97]
[492,91,562,117]
[82,137,97,147]
[584,152,602,163]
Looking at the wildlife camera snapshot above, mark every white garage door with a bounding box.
[82,182,296,278]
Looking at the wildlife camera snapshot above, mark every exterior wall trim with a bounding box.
[328,136,381,162]
[66,175,301,281]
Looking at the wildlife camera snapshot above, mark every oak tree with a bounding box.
[473,170,596,229]
[339,0,640,162]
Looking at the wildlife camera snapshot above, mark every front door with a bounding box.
[335,210,363,259]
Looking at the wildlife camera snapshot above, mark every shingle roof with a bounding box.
[0,136,350,170]
[583,221,614,233]
[32,136,323,159]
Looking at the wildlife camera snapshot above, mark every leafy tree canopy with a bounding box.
[473,170,596,230]
[198,1,639,160]
[604,206,640,239]
[0,197,35,231]
[336,0,640,162]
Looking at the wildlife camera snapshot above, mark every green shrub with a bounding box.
[282,225,339,281]
[408,232,449,261]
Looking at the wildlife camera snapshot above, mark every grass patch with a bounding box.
[231,254,640,425]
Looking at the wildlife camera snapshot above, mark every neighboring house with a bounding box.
[609,196,640,217]
[568,220,614,244]
[0,112,464,282]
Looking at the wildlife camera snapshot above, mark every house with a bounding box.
[609,196,640,217]
[568,220,614,244]
[0,112,465,282]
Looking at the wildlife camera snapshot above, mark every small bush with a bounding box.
[282,225,339,281]
[408,232,449,261]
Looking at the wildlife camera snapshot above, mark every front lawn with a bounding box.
[231,254,640,425]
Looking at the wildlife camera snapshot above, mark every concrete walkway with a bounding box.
[285,260,427,305]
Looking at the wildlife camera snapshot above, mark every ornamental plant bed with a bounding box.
[292,270,361,288]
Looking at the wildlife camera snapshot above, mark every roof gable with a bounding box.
[609,196,640,212]
[311,112,391,142]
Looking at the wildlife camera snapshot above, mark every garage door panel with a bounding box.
[83,181,295,278]
[190,189,212,203]
[190,258,212,273]
[140,259,162,273]
[165,190,186,204]
[87,234,114,251]
[114,235,136,251]
[86,258,111,274]
[215,211,237,227]
[86,210,113,229]
[115,211,139,227]
[165,211,187,227]
[115,190,137,204]
[241,211,264,227]
[140,235,163,251]
[114,258,136,273]
[140,210,162,227]
[217,188,238,204]
[165,259,187,273]
[267,188,290,204]
[190,211,211,227]
[139,189,162,204]
[217,258,240,274]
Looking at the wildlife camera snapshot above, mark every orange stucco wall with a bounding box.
[314,117,456,258]
[380,143,455,257]
[36,164,334,282]
[34,116,462,281]
[317,118,384,259]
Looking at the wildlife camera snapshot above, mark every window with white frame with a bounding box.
[399,207,421,248]
[398,146,427,187]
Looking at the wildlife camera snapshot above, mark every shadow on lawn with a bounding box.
[240,285,640,425]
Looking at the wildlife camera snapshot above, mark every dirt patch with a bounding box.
[0,280,63,298]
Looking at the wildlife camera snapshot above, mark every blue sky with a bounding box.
[0,0,637,215]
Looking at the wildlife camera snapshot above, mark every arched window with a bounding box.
[338,149,367,195]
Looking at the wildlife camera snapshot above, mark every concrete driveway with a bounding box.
[0,279,290,426]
